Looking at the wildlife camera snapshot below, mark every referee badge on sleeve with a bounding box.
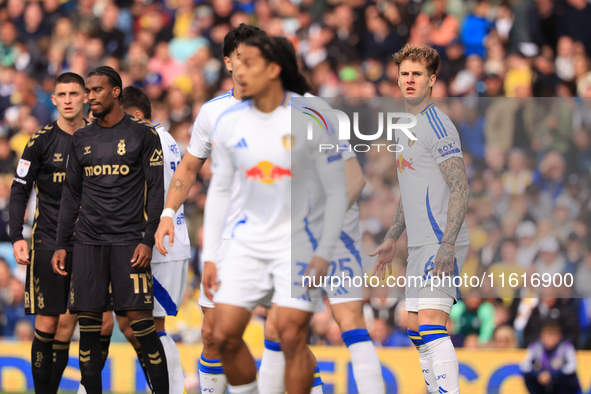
[17,159,31,177]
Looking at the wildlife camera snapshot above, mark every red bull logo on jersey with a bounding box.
[397,154,415,173]
[244,161,291,184]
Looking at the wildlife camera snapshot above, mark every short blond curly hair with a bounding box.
[393,44,441,76]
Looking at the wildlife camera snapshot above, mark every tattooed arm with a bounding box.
[166,153,206,211]
[155,152,205,255]
[385,198,406,241]
[370,198,406,280]
[433,156,470,276]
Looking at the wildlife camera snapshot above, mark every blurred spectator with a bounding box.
[531,151,567,210]
[492,324,518,348]
[2,277,33,337]
[575,251,591,298]
[521,321,580,394]
[490,238,527,298]
[449,291,495,346]
[0,22,18,68]
[460,0,492,58]
[534,237,566,277]
[97,2,126,58]
[523,296,579,348]
[148,41,187,89]
[502,148,532,195]
[516,221,539,269]
[13,318,33,342]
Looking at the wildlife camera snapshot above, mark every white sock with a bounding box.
[258,340,285,394]
[408,329,438,394]
[421,328,459,394]
[77,383,87,394]
[199,353,228,394]
[342,329,384,394]
[259,339,324,394]
[417,345,438,394]
[159,332,185,394]
[228,380,258,394]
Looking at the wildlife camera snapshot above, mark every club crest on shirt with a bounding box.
[409,133,417,147]
[282,134,294,151]
[54,153,63,162]
[17,159,31,177]
[84,146,91,155]
[117,140,126,155]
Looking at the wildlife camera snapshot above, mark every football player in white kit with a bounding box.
[202,34,348,394]
[154,24,261,393]
[259,94,386,394]
[371,44,470,394]
[119,86,191,394]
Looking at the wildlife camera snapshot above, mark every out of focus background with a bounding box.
[0,0,591,392]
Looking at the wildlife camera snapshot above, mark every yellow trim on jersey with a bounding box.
[313,372,321,379]
[31,184,40,248]
[420,103,435,115]
[420,330,448,336]
[408,335,422,340]
[200,359,223,367]
[143,181,148,221]
[30,250,35,314]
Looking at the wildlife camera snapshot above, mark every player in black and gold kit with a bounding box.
[9,72,115,394]
[52,66,169,394]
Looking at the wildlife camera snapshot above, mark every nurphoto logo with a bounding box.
[303,107,418,153]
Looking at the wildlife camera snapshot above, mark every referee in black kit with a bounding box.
[51,66,169,394]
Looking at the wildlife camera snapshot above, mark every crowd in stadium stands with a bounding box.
[0,0,590,353]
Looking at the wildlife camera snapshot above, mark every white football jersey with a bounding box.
[203,92,347,262]
[152,124,191,262]
[301,94,362,255]
[187,89,241,239]
[395,103,470,247]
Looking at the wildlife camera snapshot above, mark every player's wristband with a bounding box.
[441,241,454,246]
[160,208,176,219]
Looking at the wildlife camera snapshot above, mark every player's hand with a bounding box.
[13,240,30,265]
[202,261,219,302]
[433,243,455,277]
[131,243,152,268]
[303,256,330,287]
[155,217,175,256]
[538,371,551,385]
[370,238,397,280]
[51,249,68,276]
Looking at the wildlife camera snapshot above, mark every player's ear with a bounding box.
[134,110,143,120]
[112,86,121,100]
[268,62,281,80]
[51,94,57,106]
[224,56,232,72]
[429,73,436,88]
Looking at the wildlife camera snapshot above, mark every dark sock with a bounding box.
[100,335,111,368]
[31,329,55,393]
[131,317,169,394]
[135,348,153,390]
[49,340,70,394]
[78,315,104,394]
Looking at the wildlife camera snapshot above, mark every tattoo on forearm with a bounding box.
[386,198,406,240]
[439,157,470,243]
[171,176,187,193]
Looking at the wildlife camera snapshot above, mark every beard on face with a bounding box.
[91,101,113,118]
